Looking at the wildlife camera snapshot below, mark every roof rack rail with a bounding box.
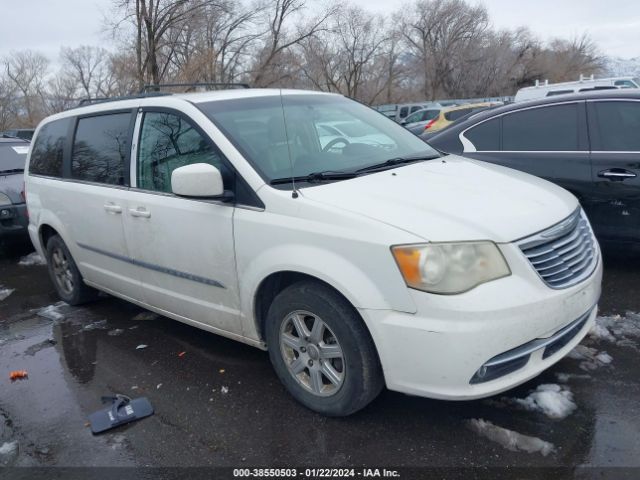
[76,91,172,107]
[141,82,251,93]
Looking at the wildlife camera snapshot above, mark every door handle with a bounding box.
[103,203,122,214]
[129,207,151,218]
[598,169,637,181]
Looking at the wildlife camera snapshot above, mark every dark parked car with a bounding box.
[424,90,640,246]
[2,128,35,140]
[0,138,30,246]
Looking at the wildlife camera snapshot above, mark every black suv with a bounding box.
[425,90,640,246]
[0,138,30,246]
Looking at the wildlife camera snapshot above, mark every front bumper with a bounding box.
[361,242,602,400]
[0,203,29,240]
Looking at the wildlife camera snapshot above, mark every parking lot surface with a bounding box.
[0,246,639,476]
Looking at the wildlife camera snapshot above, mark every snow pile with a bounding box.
[512,384,577,419]
[0,441,17,455]
[590,312,640,347]
[82,319,108,331]
[468,419,555,456]
[18,252,46,266]
[0,287,14,302]
[36,302,68,321]
[568,345,613,371]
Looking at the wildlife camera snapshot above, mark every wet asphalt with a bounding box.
[0,243,639,476]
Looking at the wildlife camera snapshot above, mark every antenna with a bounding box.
[278,89,298,199]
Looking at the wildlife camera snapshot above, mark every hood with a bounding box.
[300,156,578,243]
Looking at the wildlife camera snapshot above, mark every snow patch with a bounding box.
[568,345,613,371]
[0,287,14,302]
[0,441,18,455]
[589,312,640,347]
[468,419,555,456]
[83,319,108,331]
[511,384,577,419]
[18,252,45,266]
[36,302,68,321]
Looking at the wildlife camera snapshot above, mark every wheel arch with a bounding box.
[252,270,380,353]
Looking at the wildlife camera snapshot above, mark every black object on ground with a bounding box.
[88,394,154,434]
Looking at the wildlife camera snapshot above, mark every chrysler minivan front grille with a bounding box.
[517,209,598,289]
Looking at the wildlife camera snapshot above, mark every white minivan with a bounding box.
[25,88,602,416]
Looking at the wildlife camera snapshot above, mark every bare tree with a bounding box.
[401,0,489,99]
[169,1,263,84]
[300,6,395,103]
[251,0,336,87]
[111,0,224,89]
[3,50,50,126]
[60,45,113,100]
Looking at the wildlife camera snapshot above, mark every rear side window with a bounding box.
[502,104,579,151]
[445,108,472,121]
[71,113,132,185]
[466,118,500,151]
[592,101,640,151]
[29,119,69,177]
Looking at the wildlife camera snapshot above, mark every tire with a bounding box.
[266,280,384,416]
[45,234,98,305]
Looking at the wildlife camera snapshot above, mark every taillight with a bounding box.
[424,119,436,130]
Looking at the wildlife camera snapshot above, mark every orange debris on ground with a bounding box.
[9,370,28,381]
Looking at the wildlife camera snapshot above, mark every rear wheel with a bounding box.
[46,235,98,305]
[266,280,384,416]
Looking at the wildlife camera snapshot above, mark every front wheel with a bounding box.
[266,280,384,416]
[45,234,98,305]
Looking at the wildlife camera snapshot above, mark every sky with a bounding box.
[0,0,638,63]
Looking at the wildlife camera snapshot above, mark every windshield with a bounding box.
[0,143,29,173]
[198,94,438,185]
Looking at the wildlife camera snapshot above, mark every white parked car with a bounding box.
[25,88,602,416]
[514,75,639,102]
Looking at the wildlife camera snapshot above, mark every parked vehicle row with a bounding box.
[402,102,499,135]
[424,90,640,246]
[25,87,601,416]
[1,128,35,140]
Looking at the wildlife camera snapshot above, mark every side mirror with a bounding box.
[171,163,226,198]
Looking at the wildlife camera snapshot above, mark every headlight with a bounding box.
[391,241,511,294]
[0,192,12,207]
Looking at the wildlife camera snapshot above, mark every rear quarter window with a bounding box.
[29,118,70,177]
[71,112,132,185]
[465,117,500,151]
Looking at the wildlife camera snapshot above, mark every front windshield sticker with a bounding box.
[12,146,29,155]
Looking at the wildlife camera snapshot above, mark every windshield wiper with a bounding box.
[355,155,439,174]
[270,170,358,185]
[0,168,24,175]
